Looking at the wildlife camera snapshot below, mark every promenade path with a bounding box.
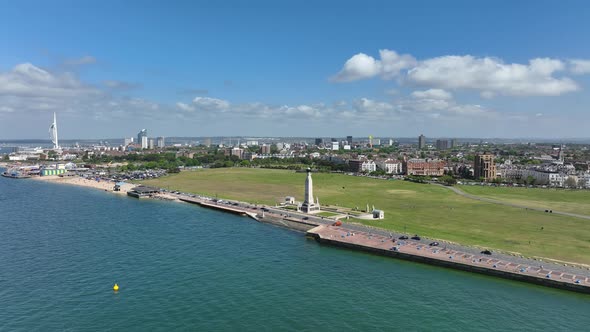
[435,183,590,221]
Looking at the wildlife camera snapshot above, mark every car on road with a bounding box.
[411,235,421,241]
[429,242,439,246]
[481,250,492,255]
[261,208,270,212]
[399,235,409,240]
[302,217,309,220]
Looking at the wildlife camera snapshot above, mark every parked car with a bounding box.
[399,235,409,240]
[411,235,421,240]
[429,242,439,246]
[481,250,492,255]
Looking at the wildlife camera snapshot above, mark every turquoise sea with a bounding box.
[1,173,589,331]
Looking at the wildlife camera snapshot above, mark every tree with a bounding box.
[440,175,457,186]
[525,175,536,186]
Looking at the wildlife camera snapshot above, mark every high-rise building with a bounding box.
[148,138,155,149]
[418,134,426,149]
[315,138,323,146]
[450,139,458,148]
[436,139,449,150]
[346,136,353,145]
[157,137,165,148]
[474,153,497,181]
[137,129,147,146]
[141,136,149,149]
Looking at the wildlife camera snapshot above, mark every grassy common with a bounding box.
[141,168,590,265]
[459,185,590,216]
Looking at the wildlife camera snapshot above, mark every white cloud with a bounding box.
[411,89,452,100]
[331,49,416,82]
[192,97,230,111]
[407,56,577,96]
[569,59,590,74]
[176,102,195,112]
[0,63,98,98]
[333,50,585,97]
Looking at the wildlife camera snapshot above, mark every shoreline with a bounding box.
[22,174,590,294]
[31,175,136,195]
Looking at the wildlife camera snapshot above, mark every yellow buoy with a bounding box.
[113,283,119,292]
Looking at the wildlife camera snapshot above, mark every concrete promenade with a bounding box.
[307,225,590,294]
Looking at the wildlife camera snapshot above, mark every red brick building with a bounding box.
[404,158,445,176]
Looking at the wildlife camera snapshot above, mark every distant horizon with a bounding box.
[2,135,590,143]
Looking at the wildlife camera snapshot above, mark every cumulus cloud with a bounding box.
[408,56,577,96]
[331,49,416,82]
[333,50,588,97]
[569,59,590,74]
[411,89,452,100]
[192,97,230,111]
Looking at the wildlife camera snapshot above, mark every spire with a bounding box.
[49,112,59,150]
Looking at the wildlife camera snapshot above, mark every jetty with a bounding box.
[307,225,590,294]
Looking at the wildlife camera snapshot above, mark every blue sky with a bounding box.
[1,0,590,139]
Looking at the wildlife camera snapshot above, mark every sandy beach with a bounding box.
[32,175,136,194]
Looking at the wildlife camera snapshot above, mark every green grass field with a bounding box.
[141,168,590,265]
[459,185,590,216]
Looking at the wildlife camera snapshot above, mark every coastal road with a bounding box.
[435,183,590,221]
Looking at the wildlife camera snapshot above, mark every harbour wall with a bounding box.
[307,228,590,295]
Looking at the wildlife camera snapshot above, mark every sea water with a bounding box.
[0,174,589,331]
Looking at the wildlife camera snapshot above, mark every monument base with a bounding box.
[301,203,321,213]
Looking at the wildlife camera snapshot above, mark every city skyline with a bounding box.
[1,1,590,139]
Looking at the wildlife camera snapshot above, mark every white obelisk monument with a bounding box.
[301,168,320,213]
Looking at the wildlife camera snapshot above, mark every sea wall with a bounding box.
[307,230,590,295]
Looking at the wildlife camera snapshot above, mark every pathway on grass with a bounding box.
[437,184,590,221]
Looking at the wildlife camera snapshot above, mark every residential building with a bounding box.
[137,129,147,146]
[376,159,403,174]
[141,136,148,149]
[348,159,376,173]
[346,136,353,145]
[474,153,497,181]
[436,139,448,150]
[404,158,445,176]
[157,137,165,148]
[260,144,271,154]
[331,141,339,150]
